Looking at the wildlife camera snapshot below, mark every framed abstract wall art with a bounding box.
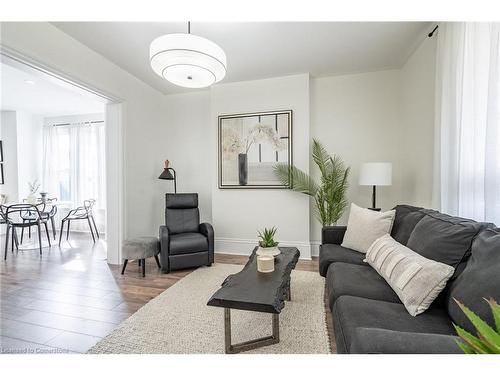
[218,110,292,189]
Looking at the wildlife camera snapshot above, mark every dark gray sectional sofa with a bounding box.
[319,205,500,354]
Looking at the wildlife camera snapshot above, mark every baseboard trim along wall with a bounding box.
[215,237,313,260]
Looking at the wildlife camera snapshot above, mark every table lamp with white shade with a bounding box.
[359,162,392,210]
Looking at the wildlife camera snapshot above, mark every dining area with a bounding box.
[0,108,107,261]
[1,195,100,260]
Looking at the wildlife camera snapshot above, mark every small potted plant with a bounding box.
[257,226,281,257]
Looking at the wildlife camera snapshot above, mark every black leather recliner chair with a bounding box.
[159,193,214,273]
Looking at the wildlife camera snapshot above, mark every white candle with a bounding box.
[257,255,274,273]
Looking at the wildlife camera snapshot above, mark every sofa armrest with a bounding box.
[349,328,463,354]
[199,223,214,265]
[322,226,347,245]
[159,225,170,273]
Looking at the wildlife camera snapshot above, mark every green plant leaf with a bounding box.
[454,324,493,354]
[486,298,500,332]
[273,140,349,227]
[454,299,500,351]
[456,340,475,354]
[453,299,500,354]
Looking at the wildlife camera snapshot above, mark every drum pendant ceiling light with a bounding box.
[150,22,227,88]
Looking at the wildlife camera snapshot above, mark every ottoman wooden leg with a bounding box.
[142,258,146,277]
[154,255,161,269]
[121,259,128,275]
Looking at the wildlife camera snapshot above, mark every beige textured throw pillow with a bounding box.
[341,203,396,253]
[365,234,455,316]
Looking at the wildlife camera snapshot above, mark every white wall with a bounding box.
[400,37,437,207]
[310,70,403,245]
[1,22,167,263]
[162,91,212,223]
[15,111,43,199]
[0,110,19,203]
[211,74,312,258]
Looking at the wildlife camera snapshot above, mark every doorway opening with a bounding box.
[0,49,123,264]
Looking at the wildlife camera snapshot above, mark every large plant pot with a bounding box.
[238,153,248,185]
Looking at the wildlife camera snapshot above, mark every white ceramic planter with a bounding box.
[256,246,280,257]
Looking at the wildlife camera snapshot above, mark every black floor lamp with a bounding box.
[159,160,177,193]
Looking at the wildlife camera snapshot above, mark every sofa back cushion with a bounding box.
[390,205,427,245]
[445,227,500,333]
[406,210,483,269]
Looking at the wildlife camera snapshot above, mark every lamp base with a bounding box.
[368,207,381,212]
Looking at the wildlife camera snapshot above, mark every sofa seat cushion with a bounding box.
[169,232,208,255]
[332,295,455,354]
[390,205,427,245]
[406,210,484,269]
[445,227,500,334]
[326,263,400,309]
[319,244,367,277]
[349,328,462,354]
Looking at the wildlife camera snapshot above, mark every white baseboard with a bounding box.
[215,237,313,260]
[310,240,321,257]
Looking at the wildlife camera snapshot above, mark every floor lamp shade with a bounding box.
[359,162,392,209]
[159,161,177,193]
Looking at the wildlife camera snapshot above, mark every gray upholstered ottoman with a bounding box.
[121,236,161,277]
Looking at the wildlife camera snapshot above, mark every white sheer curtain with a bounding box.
[434,22,500,225]
[42,119,106,231]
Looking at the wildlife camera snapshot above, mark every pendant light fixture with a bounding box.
[150,22,227,88]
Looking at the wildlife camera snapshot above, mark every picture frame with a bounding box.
[218,110,293,189]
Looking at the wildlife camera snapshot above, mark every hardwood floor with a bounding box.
[0,231,321,354]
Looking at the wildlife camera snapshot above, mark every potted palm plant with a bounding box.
[274,139,350,226]
[256,226,281,257]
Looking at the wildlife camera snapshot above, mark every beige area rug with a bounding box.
[89,263,331,354]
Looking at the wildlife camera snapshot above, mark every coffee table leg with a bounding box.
[224,308,232,354]
[224,308,280,354]
[272,312,279,341]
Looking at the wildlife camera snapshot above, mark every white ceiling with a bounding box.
[0,61,106,117]
[53,22,431,95]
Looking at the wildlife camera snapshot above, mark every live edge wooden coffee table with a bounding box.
[207,247,300,354]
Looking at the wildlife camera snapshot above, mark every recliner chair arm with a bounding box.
[199,222,214,265]
[159,225,170,273]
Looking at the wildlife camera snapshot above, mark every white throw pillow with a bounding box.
[341,203,396,253]
[364,234,455,316]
